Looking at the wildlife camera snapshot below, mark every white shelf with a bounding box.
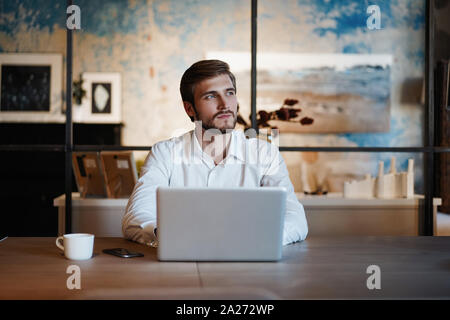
[296,192,442,208]
[53,192,443,237]
[53,193,128,207]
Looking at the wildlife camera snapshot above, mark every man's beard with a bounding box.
[197,110,237,134]
[194,104,239,134]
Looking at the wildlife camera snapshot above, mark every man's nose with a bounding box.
[217,94,229,110]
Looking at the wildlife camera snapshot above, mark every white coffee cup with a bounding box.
[56,233,94,260]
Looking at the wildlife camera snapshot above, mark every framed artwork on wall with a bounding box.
[0,53,64,123]
[73,72,121,123]
[207,51,392,133]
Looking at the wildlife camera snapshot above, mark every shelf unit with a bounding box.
[53,192,442,237]
[2,0,449,236]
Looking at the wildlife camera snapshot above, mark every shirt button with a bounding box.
[208,170,215,185]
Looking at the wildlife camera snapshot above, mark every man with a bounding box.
[122,59,308,246]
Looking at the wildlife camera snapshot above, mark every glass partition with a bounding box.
[256,0,426,149]
[72,0,251,164]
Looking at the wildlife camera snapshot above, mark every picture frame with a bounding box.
[207,51,392,133]
[100,151,138,199]
[73,72,121,123]
[72,152,108,198]
[0,53,64,123]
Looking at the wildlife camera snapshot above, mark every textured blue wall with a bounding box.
[0,0,426,192]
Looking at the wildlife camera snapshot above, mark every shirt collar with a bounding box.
[190,129,246,165]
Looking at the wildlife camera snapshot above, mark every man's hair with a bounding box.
[180,60,236,122]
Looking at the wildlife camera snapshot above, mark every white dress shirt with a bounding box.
[122,129,308,246]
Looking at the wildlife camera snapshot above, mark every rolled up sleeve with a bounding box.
[122,142,171,245]
[260,144,308,245]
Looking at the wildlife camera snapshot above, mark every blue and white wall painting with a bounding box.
[0,0,426,193]
[209,51,392,133]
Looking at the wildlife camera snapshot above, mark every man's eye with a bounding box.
[205,94,215,99]
[227,91,235,96]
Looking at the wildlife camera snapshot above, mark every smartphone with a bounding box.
[102,248,144,258]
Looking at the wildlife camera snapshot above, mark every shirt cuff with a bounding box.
[140,221,157,241]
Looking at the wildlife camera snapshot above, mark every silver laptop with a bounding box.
[156,187,286,261]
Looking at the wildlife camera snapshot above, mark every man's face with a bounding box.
[188,74,238,133]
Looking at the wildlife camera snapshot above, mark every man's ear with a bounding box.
[183,101,196,120]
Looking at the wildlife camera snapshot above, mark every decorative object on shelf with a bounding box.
[100,151,138,199]
[376,158,414,199]
[73,72,121,123]
[343,157,414,199]
[72,73,86,106]
[72,152,107,198]
[0,53,64,123]
[300,151,330,195]
[72,151,138,199]
[343,174,375,199]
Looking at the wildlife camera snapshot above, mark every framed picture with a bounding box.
[72,152,108,198]
[207,51,392,133]
[74,72,121,123]
[100,151,138,198]
[0,53,64,123]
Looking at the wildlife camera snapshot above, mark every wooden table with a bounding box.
[1,237,449,300]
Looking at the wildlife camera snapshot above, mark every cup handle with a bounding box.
[56,236,64,251]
